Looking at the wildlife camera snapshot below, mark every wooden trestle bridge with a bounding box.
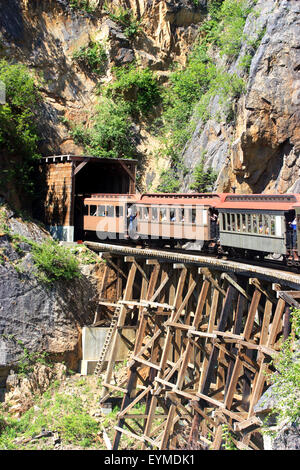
[85,242,300,451]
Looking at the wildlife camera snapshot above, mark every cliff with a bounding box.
[182,0,300,195]
[0,0,299,195]
[0,204,105,384]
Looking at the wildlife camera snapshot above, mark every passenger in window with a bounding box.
[291,217,297,249]
[210,212,218,239]
[127,205,136,236]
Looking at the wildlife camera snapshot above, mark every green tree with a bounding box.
[189,154,217,192]
[71,98,136,159]
[105,65,161,116]
[0,60,40,195]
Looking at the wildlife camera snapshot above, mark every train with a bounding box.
[82,192,300,268]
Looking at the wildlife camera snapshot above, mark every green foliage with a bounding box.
[265,308,300,426]
[0,60,41,194]
[71,97,136,159]
[69,0,96,13]
[156,0,252,190]
[0,393,99,449]
[15,339,51,376]
[218,0,252,58]
[72,40,107,75]
[105,65,161,115]
[156,169,181,193]
[104,3,141,38]
[30,240,82,284]
[189,153,217,192]
[221,424,238,450]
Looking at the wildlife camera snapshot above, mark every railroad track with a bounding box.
[84,241,300,288]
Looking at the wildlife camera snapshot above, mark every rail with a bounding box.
[84,241,300,288]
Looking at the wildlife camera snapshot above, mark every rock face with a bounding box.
[0,0,207,155]
[1,0,299,194]
[182,0,300,194]
[0,207,99,382]
[254,383,300,450]
[4,363,67,417]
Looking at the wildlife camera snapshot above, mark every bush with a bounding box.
[104,4,141,39]
[30,240,81,284]
[71,97,136,159]
[72,40,107,75]
[69,0,96,14]
[156,169,181,193]
[0,60,40,194]
[265,308,300,426]
[156,0,252,190]
[0,392,99,449]
[105,65,161,115]
[189,153,217,192]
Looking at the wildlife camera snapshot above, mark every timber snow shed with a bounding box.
[40,155,137,242]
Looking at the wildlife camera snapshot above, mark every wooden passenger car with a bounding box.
[83,194,138,239]
[216,194,300,256]
[135,193,221,242]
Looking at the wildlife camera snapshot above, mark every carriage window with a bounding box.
[221,213,225,230]
[247,214,251,232]
[252,214,258,233]
[143,207,149,220]
[270,216,276,236]
[97,205,106,217]
[258,214,263,234]
[116,206,123,218]
[236,214,241,232]
[84,205,89,216]
[178,208,184,222]
[170,209,176,222]
[231,213,236,231]
[106,206,114,217]
[241,214,246,232]
[263,214,269,235]
[160,208,167,222]
[190,208,196,224]
[152,208,158,221]
[90,205,97,216]
[227,213,231,231]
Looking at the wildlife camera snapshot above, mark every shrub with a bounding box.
[156,0,252,191]
[0,392,100,449]
[104,4,141,39]
[156,169,181,193]
[265,308,300,426]
[0,60,41,195]
[69,0,96,14]
[189,153,217,192]
[71,97,136,159]
[105,65,161,115]
[72,40,107,75]
[218,0,252,59]
[30,240,82,284]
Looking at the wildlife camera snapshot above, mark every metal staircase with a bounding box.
[93,307,120,377]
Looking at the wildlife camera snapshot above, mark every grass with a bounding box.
[0,389,100,449]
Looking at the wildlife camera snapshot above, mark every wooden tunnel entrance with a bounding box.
[89,250,300,450]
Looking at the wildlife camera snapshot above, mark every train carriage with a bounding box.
[216,194,300,261]
[82,191,300,268]
[135,193,221,247]
[83,194,139,240]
